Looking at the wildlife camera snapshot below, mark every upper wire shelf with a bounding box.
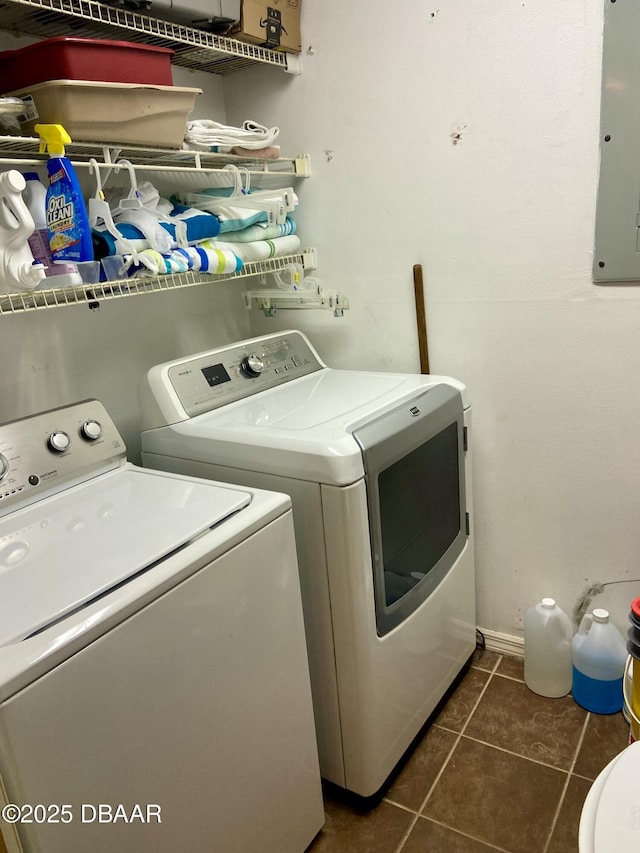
[0,0,301,74]
[0,135,311,179]
[0,251,318,315]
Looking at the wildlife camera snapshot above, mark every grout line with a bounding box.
[567,712,592,775]
[458,732,575,774]
[412,814,513,852]
[541,712,591,853]
[391,808,421,851]
[457,662,499,739]
[471,666,497,675]
[474,653,504,677]
[572,771,598,782]
[432,723,461,735]
[382,798,419,816]
[491,672,525,684]
[394,653,501,853]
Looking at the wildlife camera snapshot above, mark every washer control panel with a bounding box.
[0,399,125,514]
[166,331,324,419]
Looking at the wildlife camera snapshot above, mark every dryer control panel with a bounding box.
[140,331,325,427]
[0,400,125,514]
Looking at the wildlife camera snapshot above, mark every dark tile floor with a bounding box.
[308,649,630,853]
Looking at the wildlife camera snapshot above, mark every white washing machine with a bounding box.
[139,330,476,797]
[0,399,323,853]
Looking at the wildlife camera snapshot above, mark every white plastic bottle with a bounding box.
[524,598,573,697]
[22,172,82,287]
[572,608,627,713]
[0,170,46,294]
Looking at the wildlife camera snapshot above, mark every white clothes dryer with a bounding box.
[139,330,477,797]
[0,399,322,853]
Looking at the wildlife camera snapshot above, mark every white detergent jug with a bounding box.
[572,609,627,714]
[0,169,45,294]
[524,598,573,697]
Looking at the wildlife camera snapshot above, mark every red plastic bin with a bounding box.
[0,37,174,90]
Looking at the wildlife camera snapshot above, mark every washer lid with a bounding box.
[0,466,251,646]
[594,741,640,850]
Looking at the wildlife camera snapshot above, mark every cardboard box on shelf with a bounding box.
[232,0,301,53]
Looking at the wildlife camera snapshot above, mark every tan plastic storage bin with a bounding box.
[11,80,202,148]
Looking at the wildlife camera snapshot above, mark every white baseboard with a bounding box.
[477,626,524,658]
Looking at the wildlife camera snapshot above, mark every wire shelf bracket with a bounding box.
[243,286,349,318]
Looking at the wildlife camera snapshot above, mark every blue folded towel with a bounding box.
[220,217,296,243]
[92,204,221,256]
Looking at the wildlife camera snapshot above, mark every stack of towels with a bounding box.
[91,180,300,280]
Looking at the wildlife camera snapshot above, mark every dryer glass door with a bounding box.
[353,384,466,636]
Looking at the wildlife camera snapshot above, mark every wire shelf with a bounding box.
[0,0,295,74]
[0,136,310,181]
[0,251,317,314]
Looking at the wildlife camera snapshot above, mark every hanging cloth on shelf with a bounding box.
[110,160,187,253]
[88,159,140,262]
[90,160,221,258]
[184,165,297,231]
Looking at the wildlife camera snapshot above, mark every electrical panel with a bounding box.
[593,0,640,282]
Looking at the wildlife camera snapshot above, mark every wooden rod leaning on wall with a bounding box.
[413,263,430,374]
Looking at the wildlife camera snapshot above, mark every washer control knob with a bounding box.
[81,420,103,441]
[240,355,264,378]
[0,453,8,481]
[48,431,71,453]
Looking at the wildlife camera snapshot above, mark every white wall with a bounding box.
[224,0,640,636]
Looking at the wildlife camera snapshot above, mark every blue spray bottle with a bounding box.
[35,123,93,263]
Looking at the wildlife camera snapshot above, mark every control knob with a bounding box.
[81,420,103,441]
[48,431,70,453]
[240,354,264,378]
[0,453,8,481]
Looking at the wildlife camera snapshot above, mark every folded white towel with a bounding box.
[203,235,301,262]
[184,119,279,151]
